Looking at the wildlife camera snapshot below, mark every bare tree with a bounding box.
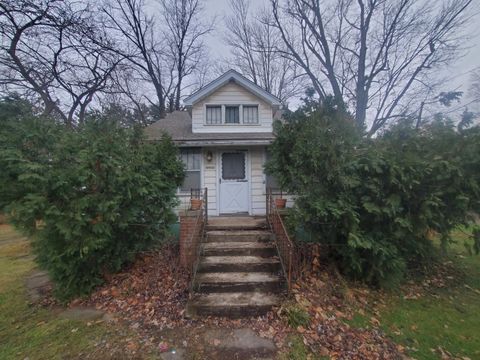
[160,0,213,111]
[0,0,121,125]
[103,0,171,118]
[103,0,211,118]
[224,0,303,104]
[269,0,475,135]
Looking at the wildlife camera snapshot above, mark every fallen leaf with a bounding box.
[212,339,221,346]
[158,342,169,352]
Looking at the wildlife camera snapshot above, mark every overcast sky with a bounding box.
[203,0,480,110]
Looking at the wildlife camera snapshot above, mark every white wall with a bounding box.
[191,82,273,134]
[204,149,218,215]
[250,147,267,215]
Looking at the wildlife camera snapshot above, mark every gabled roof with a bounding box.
[183,69,282,106]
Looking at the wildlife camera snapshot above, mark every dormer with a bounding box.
[184,70,282,134]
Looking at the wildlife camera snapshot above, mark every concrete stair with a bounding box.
[186,219,286,318]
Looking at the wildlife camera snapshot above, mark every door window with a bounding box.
[222,152,245,180]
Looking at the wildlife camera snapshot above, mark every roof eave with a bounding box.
[173,139,274,147]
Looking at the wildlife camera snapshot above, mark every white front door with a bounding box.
[219,151,249,214]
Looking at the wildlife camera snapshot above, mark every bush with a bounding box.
[0,100,184,300]
[267,98,480,287]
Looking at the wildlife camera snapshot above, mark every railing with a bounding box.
[192,187,207,278]
[266,188,297,293]
[178,188,208,290]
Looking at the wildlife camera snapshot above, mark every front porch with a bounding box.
[177,146,278,217]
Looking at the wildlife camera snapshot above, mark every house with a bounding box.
[145,69,283,216]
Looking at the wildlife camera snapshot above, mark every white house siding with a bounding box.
[191,82,273,134]
[250,147,267,215]
[203,149,218,215]
[173,146,295,217]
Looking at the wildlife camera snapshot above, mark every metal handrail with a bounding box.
[187,188,208,291]
[266,188,297,293]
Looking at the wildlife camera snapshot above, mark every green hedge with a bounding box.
[0,98,184,300]
[267,98,480,287]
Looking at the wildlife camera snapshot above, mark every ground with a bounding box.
[346,228,480,359]
[0,224,153,359]
[1,223,479,359]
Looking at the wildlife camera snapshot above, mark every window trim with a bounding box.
[203,103,261,126]
[179,148,203,193]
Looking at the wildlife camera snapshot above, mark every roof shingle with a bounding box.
[145,111,275,146]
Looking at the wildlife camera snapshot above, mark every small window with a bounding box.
[180,148,201,191]
[206,105,222,124]
[225,106,240,124]
[243,105,259,124]
[265,149,280,190]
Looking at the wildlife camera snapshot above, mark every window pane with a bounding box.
[265,149,280,190]
[243,105,258,124]
[222,152,245,180]
[180,148,201,170]
[206,105,222,124]
[225,106,239,124]
[181,171,200,191]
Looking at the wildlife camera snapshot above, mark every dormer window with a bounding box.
[243,105,258,124]
[205,104,259,125]
[206,105,222,124]
[225,106,240,123]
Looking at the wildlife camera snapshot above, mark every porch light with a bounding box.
[206,151,213,162]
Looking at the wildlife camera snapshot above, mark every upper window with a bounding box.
[205,104,260,125]
[206,105,222,124]
[180,148,201,191]
[225,106,240,124]
[243,105,258,124]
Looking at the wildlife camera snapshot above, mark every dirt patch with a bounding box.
[25,270,52,303]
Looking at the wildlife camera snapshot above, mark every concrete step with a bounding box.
[205,217,268,231]
[205,230,274,243]
[203,241,276,257]
[194,272,286,293]
[186,292,281,318]
[197,255,281,273]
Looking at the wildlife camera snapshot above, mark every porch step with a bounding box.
[186,292,281,318]
[205,230,273,243]
[206,217,268,231]
[197,256,281,273]
[187,217,285,318]
[203,241,275,257]
[194,272,286,293]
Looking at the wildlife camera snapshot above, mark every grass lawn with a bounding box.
[349,227,480,359]
[0,224,144,360]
